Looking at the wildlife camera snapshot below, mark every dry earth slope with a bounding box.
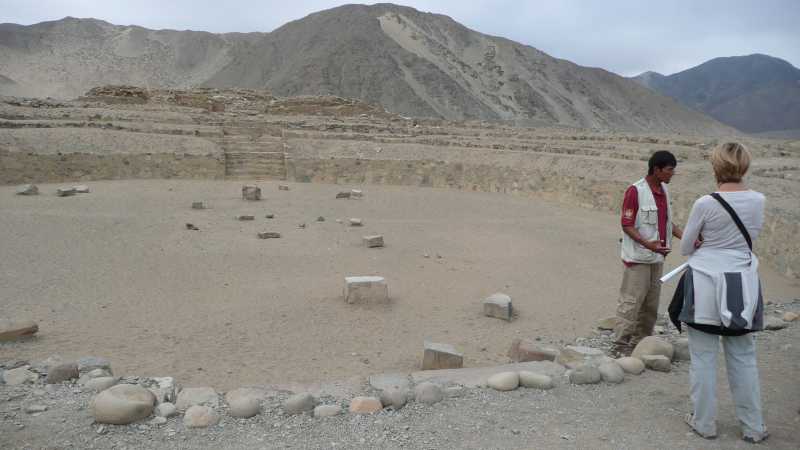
[0,4,732,134]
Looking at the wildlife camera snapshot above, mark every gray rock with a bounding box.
[313,404,342,417]
[257,232,281,239]
[631,336,674,360]
[765,316,787,330]
[672,338,690,361]
[556,346,610,369]
[569,365,602,385]
[336,191,351,199]
[363,235,384,248]
[149,416,167,426]
[518,371,554,390]
[45,363,78,384]
[175,387,218,411]
[422,341,463,370]
[3,367,38,385]
[349,218,363,226]
[84,377,119,392]
[91,384,155,425]
[236,215,255,221]
[284,393,316,414]
[56,187,76,197]
[146,377,178,404]
[155,402,177,418]
[73,185,90,194]
[24,404,48,414]
[183,405,219,428]
[278,184,290,191]
[191,202,206,209]
[642,355,672,372]
[596,317,618,330]
[350,189,363,198]
[414,382,444,404]
[508,339,559,362]
[225,388,261,418]
[16,184,38,195]
[487,371,519,391]
[598,361,625,384]
[783,311,799,322]
[77,357,112,375]
[616,357,645,375]
[242,185,261,201]
[317,216,325,222]
[379,386,409,410]
[483,293,513,321]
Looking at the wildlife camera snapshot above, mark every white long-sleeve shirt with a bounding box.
[679,190,765,327]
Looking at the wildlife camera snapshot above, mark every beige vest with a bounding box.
[620,178,672,264]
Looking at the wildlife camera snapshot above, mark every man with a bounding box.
[613,150,684,355]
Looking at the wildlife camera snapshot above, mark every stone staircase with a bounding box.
[220,128,287,180]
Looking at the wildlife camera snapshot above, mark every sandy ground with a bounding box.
[2,180,798,391]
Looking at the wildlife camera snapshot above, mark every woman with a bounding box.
[675,142,768,443]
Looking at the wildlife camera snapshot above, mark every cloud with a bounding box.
[1,0,798,76]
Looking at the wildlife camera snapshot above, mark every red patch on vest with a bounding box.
[623,208,635,219]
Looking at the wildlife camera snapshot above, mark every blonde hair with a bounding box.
[710,142,751,183]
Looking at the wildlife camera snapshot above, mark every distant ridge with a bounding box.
[0,4,732,134]
[631,54,800,133]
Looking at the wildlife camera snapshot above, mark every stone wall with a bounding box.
[0,150,224,184]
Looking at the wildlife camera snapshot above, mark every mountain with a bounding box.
[0,4,732,134]
[632,54,800,133]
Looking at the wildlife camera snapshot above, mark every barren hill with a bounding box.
[632,54,800,134]
[0,4,732,134]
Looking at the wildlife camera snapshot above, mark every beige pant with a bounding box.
[614,262,663,345]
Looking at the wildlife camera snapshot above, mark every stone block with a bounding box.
[363,235,384,248]
[57,187,76,197]
[596,317,618,330]
[631,336,674,360]
[16,184,38,195]
[278,184,290,191]
[642,355,672,372]
[242,185,261,201]
[349,218,363,226]
[257,232,281,239]
[507,339,558,362]
[236,215,255,221]
[555,346,611,369]
[336,191,351,199]
[191,202,205,210]
[0,320,39,342]
[344,276,388,304]
[350,189,363,198]
[422,341,463,370]
[483,293,512,321]
[73,185,90,193]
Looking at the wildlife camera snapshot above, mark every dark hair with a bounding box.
[648,150,677,175]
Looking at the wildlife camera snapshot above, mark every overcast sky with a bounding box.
[2,0,799,76]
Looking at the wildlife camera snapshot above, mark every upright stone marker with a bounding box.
[422,341,463,370]
[483,293,512,321]
[344,276,388,304]
[242,185,261,201]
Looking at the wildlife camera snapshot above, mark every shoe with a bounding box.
[742,429,769,444]
[684,413,717,439]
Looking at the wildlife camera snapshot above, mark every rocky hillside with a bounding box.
[0,4,731,134]
[632,54,800,133]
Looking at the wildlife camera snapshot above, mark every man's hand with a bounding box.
[644,240,671,256]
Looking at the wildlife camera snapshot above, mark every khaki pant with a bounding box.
[614,262,663,346]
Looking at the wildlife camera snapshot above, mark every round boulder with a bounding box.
[225,388,261,418]
[284,392,316,414]
[349,396,383,414]
[91,384,155,425]
[616,357,645,375]
[84,377,119,392]
[379,386,409,410]
[631,336,674,360]
[569,365,602,385]
[155,402,177,418]
[487,371,519,391]
[183,405,219,428]
[518,371,554,390]
[314,404,342,418]
[598,361,625,384]
[414,382,444,405]
[45,363,79,384]
[642,355,672,372]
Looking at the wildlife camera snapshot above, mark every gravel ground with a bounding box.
[2,300,798,450]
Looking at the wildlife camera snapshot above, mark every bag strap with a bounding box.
[710,193,752,250]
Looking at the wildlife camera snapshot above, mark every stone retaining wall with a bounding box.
[0,150,225,184]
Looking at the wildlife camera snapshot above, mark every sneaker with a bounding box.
[742,429,769,444]
[684,413,717,439]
